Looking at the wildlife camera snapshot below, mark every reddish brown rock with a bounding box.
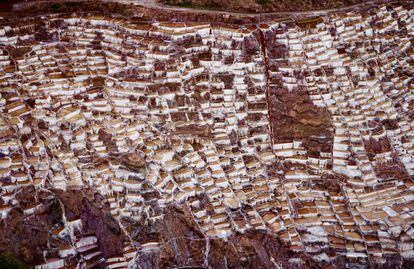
[268,87,333,153]
[0,187,124,266]
[124,205,310,269]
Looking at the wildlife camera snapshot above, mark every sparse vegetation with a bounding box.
[50,3,62,11]
[0,253,27,269]
[161,0,371,13]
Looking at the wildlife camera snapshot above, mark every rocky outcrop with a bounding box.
[124,205,309,269]
[268,86,334,156]
[54,188,125,258]
[0,186,124,266]
[0,187,61,265]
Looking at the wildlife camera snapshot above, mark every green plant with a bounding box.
[258,0,270,5]
[177,1,194,8]
[0,253,27,269]
[50,3,62,11]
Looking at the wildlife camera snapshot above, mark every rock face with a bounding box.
[1,1,414,269]
[126,205,308,269]
[0,187,62,265]
[268,86,333,151]
[0,187,124,267]
[55,188,125,258]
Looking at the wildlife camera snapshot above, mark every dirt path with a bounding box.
[12,0,406,19]
[122,0,399,17]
